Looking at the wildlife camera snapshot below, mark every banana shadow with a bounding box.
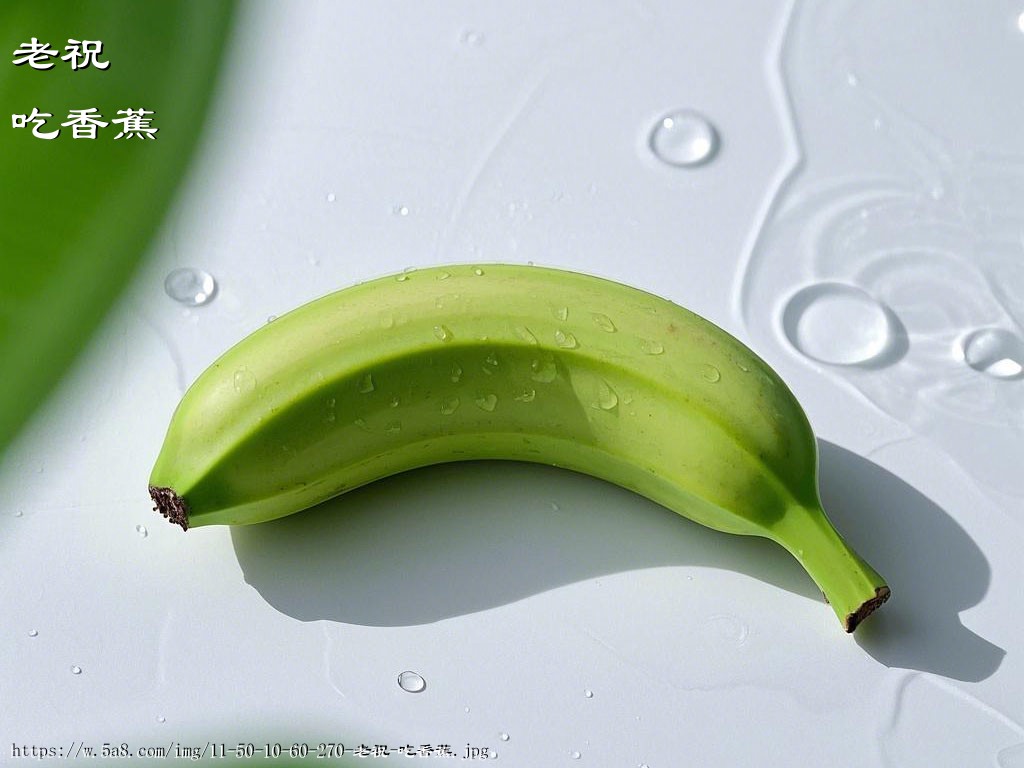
[816,441,1003,681]
[232,441,1002,682]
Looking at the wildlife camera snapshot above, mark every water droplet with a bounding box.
[14,510,23,517]
[781,283,899,366]
[326,193,336,203]
[135,524,148,538]
[571,751,581,760]
[380,312,395,329]
[530,358,557,383]
[959,328,1024,379]
[592,313,616,332]
[549,502,560,512]
[441,397,460,415]
[640,339,664,355]
[437,271,451,280]
[592,379,618,411]
[359,373,376,393]
[434,324,453,342]
[473,266,485,276]
[513,325,538,345]
[649,110,719,167]
[397,670,426,693]
[389,395,400,408]
[872,116,884,131]
[499,733,509,742]
[584,689,594,699]
[464,706,471,713]
[308,255,320,267]
[450,363,463,383]
[555,329,578,349]
[396,273,409,282]
[700,364,721,383]
[475,393,498,412]
[325,397,337,422]
[71,665,82,675]
[846,72,859,87]
[460,29,484,46]
[232,368,257,393]
[164,268,216,306]
[393,205,410,217]
[354,418,370,431]
[514,388,536,403]
[266,314,277,324]
[28,629,38,637]
[483,351,499,372]
[554,306,569,321]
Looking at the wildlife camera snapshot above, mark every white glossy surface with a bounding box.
[3,1,1023,765]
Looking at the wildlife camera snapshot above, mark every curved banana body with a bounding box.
[149,264,888,631]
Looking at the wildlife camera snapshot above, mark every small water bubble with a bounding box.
[584,689,594,699]
[326,192,336,203]
[700,364,721,383]
[266,314,277,324]
[464,706,471,713]
[514,388,536,403]
[499,733,509,742]
[872,116,884,131]
[530,358,557,383]
[397,670,426,693]
[593,379,618,411]
[359,373,376,393]
[649,110,719,167]
[157,715,166,723]
[450,363,463,383]
[640,339,664,355]
[475,393,498,412]
[959,328,1024,379]
[554,329,578,349]
[473,266,485,276]
[571,751,581,760]
[393,205,410,217]
[846,72,859,87]
[14,510,23,517]
[164,268,216,306]
[28,629,38,637]
[232,368,257,394]
[554,306,569,321]
[135,524,148,538]
[513,325,538,345]
[592,312,616,332]
[71,665,82,675]
[325,397,337,422]
[308,255,320,267]
[782,283,899,366]
[441,397,460,415]
[434,324,453,342]
[460,29,484,46]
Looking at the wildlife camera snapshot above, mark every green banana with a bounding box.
[149,263,889,632]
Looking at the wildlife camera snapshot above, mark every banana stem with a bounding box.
[773,505,890,632]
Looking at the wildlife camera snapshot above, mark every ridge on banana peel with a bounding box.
[149,263,890,632]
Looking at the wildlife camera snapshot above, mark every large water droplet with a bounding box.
[513,325,538,345]
[555,329,578,349]
[434,324,453,342]
[164,268,216,306]
[530,358,557,383]
[592,313,616,332]
[700,364,721,383]
[232,368,257,393]
[397,670,426,693]
[359,373,375,393]
[959,328,1024,380]
[781,283,900,366]
[640,339,664,355]
[441,397,460,415]
[649,110,719,167]
[475,393,498,412]
[135,524,148,538]
[593,379,619,411]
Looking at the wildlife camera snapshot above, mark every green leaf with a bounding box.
[0,0,236,453]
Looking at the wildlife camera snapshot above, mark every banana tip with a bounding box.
[844,585,890,633]
[149,485,189,531]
